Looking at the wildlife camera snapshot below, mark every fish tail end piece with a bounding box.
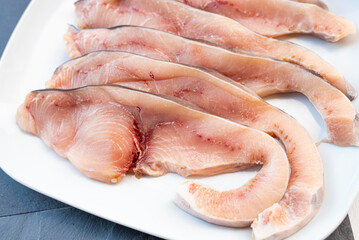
[173,181,252,228]
[341,18,357,41]
[332,17,356,42]
[324,114,359,147]
[174,181,196,214]
[64,26,82,59]
[173,181,210,224]
[308,4,356,42]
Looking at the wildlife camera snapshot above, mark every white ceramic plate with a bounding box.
[0,0,358,239]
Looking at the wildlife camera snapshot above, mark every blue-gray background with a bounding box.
[0,1,354,239]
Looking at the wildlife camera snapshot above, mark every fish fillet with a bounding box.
[47,51,324,238]
[17,85,290,227]
[175,0,355,41]
[74,0,356,99]
[64,26,359,146]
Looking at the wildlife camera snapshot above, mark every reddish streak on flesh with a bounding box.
[64,25,358,145]
[46,52,324,235]
[73,0,354,104]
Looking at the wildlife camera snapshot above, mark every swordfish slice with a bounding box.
[74,0,355,99]
[64,26,359,146]
[47,51,324,239]
[17,85,290,227]
[175,0,355,41]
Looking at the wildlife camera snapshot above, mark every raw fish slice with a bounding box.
[176,0,354,41]
[64,26,359,146]
[47,51,324,238]
[291,0,328,9]
[75,0,355,99]
[17,98,138,184]
[17,85,290,226]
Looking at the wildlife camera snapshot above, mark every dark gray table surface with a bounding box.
[0,1,354,239]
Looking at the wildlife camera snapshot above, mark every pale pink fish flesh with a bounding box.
[64,25,359,146]
[47,51,324,239]
[74,0,356,99]
[17,85,290,227]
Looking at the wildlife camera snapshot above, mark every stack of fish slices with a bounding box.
[17,0,358,239]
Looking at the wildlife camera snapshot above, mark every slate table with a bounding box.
[0,0,355,239]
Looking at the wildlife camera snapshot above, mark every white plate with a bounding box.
[0,0,358,239]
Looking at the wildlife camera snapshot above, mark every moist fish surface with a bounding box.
[74,0,355,99]
[17,85,290,227]
[47,51,324,239]
[175,0,355,41]
[64,26,359,146]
